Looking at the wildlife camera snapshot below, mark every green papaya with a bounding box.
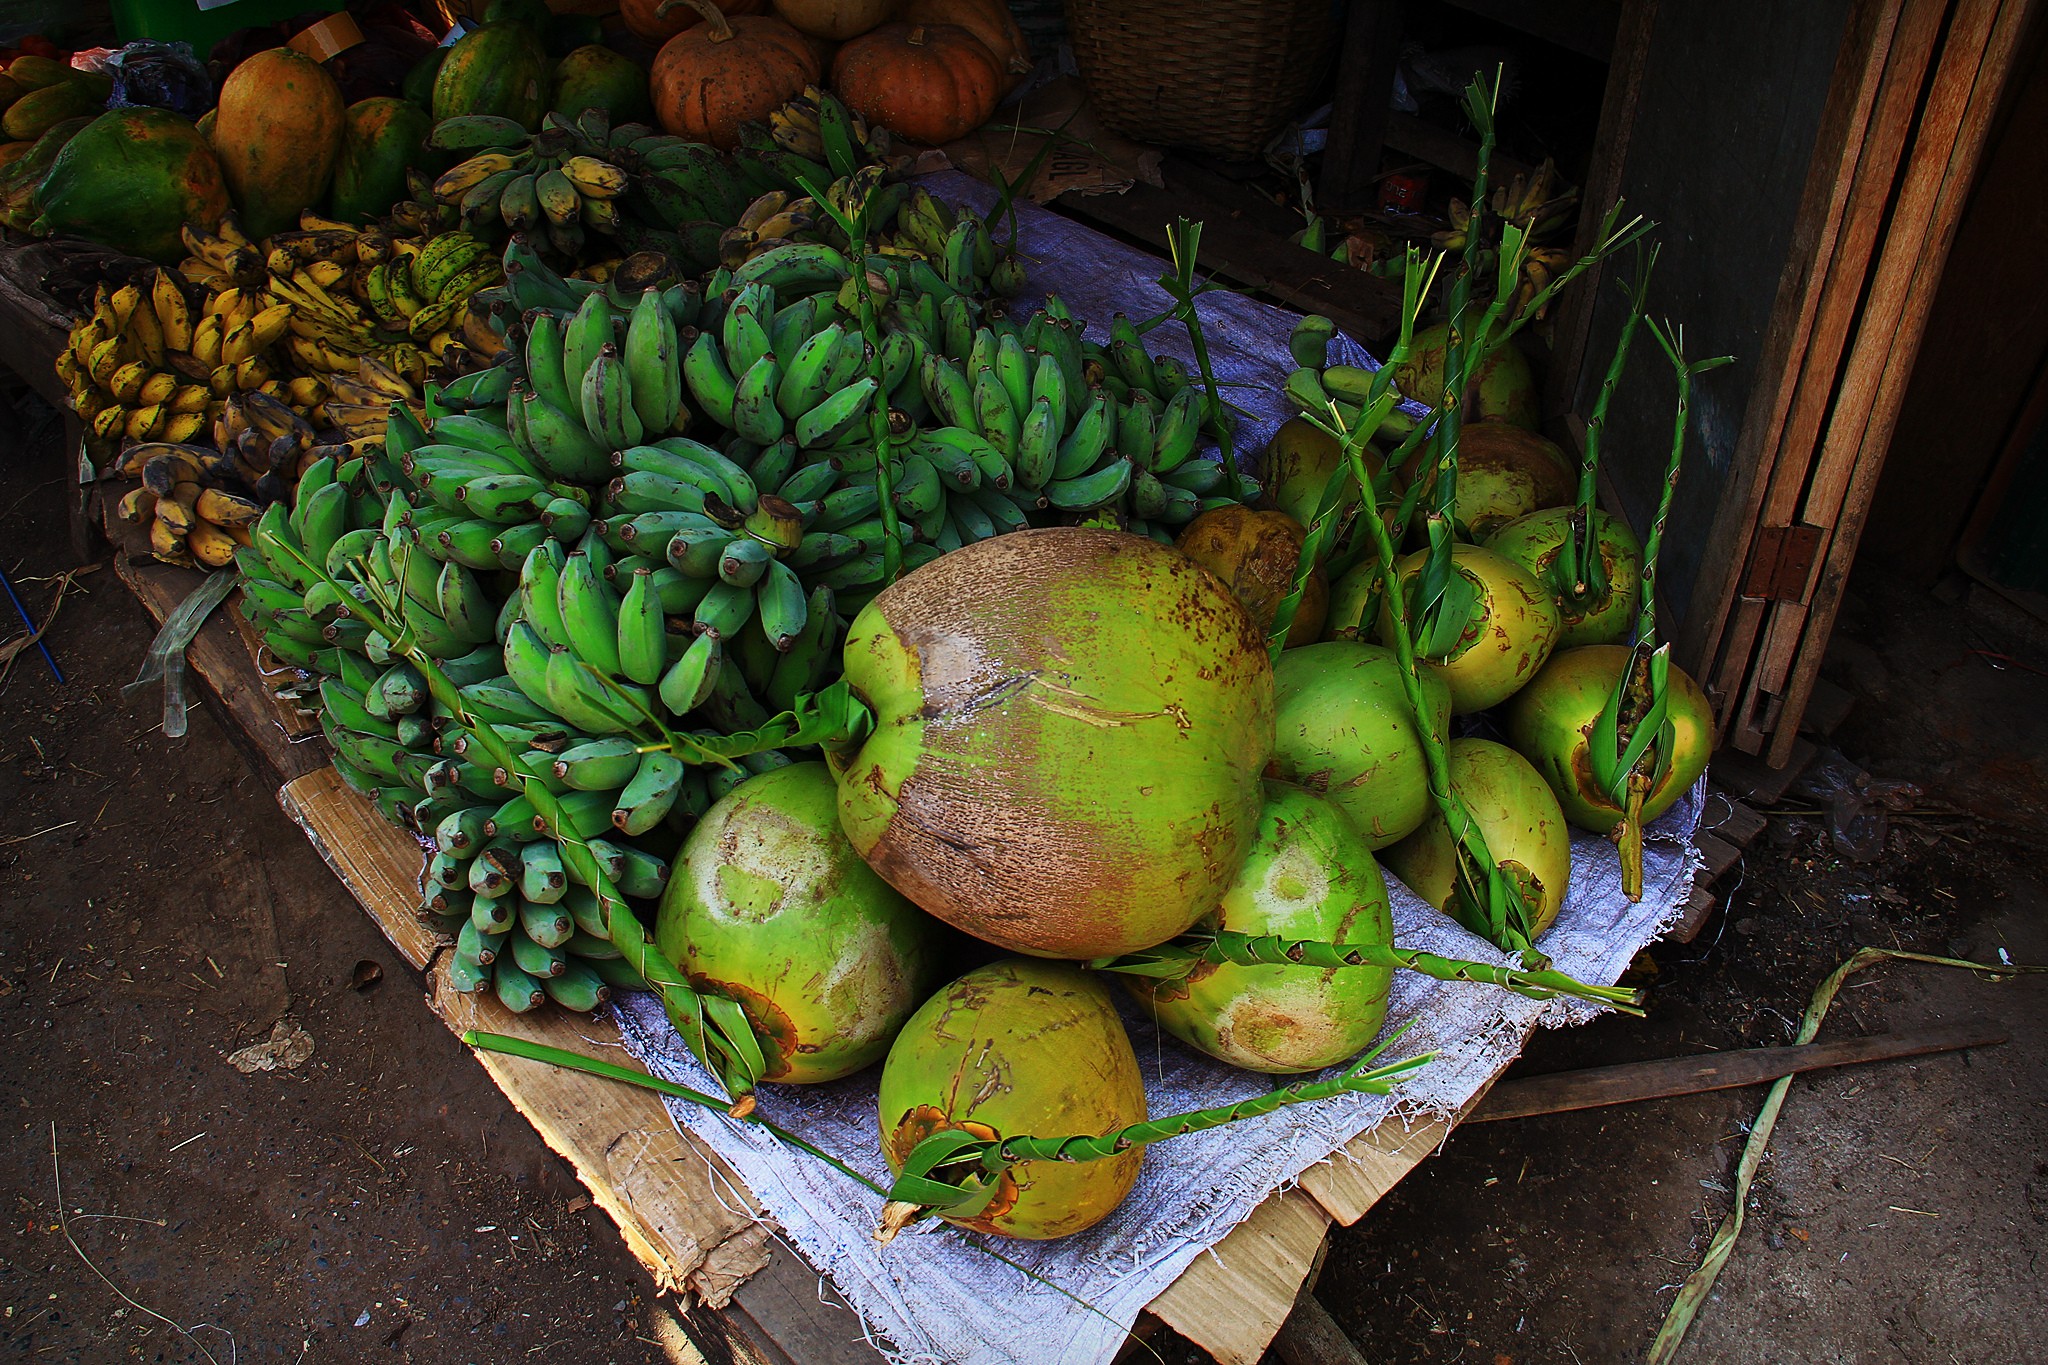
[549,46,653,125]
[433,22,551,132]
[329,97,432,223]
[32,109,231,263]
[6,55,88,92]
[0,114,91,232]
[402,47,446,109]
[3,77,108,142]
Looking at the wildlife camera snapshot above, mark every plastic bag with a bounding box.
[101,40,213,120]
[1791,746,1921,862]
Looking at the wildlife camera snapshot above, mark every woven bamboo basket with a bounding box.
[1063,0,1336,160]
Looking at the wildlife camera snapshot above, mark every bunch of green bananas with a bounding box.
[353,229,504,362]
[429,109,636,259]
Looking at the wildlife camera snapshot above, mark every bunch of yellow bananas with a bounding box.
[112,442,265,570]
[313,351,429,445]
[763,85,891,168]
[55,267,265,446]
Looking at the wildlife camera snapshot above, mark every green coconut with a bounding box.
[1381,738,1573,939]
[1267,640,1450,850]
[836,527,1274,960]
[1484,508,1643,648]
[1404,423,1575,541]
[1393,323,1540,429]
[656,762,945,1085]
[1127,783,1395,1073]
[878,958,1148,1239]
[1319,559,1383,642]
[1260,416,1360,531]
[1380,543,1560,714]
[1502,644,1714,834]
[1174,505,1326,643]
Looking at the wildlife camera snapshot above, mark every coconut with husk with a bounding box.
[655,762,947,1086]
[834,527,1275,960]
[1174,504,1327,644]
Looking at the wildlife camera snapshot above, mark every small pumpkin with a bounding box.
[650,0,821,150]
[897,0,1031,87]
[831,22,1004,146]
[623,0,768,44]
[772,0,898,41]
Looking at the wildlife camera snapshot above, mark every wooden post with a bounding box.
[1319,0,1401,215]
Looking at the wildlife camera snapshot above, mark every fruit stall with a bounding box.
[0,1,2037,1362]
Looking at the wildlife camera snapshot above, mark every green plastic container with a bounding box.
[110,0,345,59]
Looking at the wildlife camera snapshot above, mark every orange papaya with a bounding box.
[211,47,347,239]
[433,22,550,131]
[328,97,432,223]
[32,109,230,263]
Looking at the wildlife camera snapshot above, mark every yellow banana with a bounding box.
[124,404,166,441]
[186,516,239,568]
[433,151,523,202]
[137,371,179,407]
[162,410,208,444]
[190,313,224,367]
[559,155,629,199]
[107,360,152,405]
[89,404,129,442]
[88,336,128,387]
[148,514,192,566]
[151,269,193,352]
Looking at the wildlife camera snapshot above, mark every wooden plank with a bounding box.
[1696,831,1742,885]
[1746,0,2007,718]
[1674,0,1909,684]
[278,767,440,971]
[1270,1288,1369,1365]
[1465,1022,2008,1122]
[277,769,774,1311]
[1766,0,2038,765]
[1666,885,1719,944]
[1056,182,1403,343]
[1710,798,1770,850]
[0,245,74,411]
[1148,1189,1331,1365]
[1317,0,1401,215]
[1297,1111,1457,1226]
[1381,112,1536,188]
[1708,739,1816,805]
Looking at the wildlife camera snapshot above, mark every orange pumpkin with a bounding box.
[897,0,1030,87]
[831,23,1005,146]
[622,0,767,46]
[771,0,898,42]
[650,0,821,149]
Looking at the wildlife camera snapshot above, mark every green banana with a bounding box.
[657,628,722,714]
[612,749,685,836]
[753,557,807,652]
[556,550,623,678]
[623,289,684,436]
[580,345,643,450]
[793,376,875,449]
[615,566,667,686]
[1043,456,1134,511]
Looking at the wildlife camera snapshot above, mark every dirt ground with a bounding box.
[1,383,2043,1365]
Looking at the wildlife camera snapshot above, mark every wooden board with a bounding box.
[1762,0,2037,766]
[1148,1191,1333,1365]
[1055,179,1404,344]
[278,767,780,1311]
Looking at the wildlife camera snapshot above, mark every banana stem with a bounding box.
[888,1027,1435,1221]
[1160,219,1243,500]
[1095,930,1644,1012]
[461,1030,890,1198]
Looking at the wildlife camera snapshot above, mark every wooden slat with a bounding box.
[1712,798,1770,849]
[1465,1022,2007,1122]
[1148,1190,1331,1365]
[1055,183,1403,343]
[0,245,73,411]
[1297,1111,1457,1226]
[1744,0,2009,723]
[1681,0,1917,690]
[1766,0,2038,765]
[277,769,774,1309]
[1666,885,1719,944]
[1316,0,1401,215]
[1381,112,1537,188]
